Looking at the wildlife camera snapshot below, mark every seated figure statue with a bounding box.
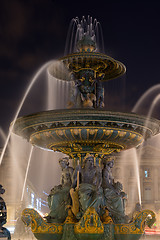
[102,157,128,223]
[47,157,74,223]
[72,154,103,218]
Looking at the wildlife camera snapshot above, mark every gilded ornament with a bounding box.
[74,207,104,234]
[69,188,80,217]
[114,210,156,234]
[101,208,113,224]
[21,208,63,234]
[56,129,64,136]
[118,131,126,137]
[129,133,136,139]
[89,129,97,135]
[137,135,143,141]
[104,130,113,135]
[73,128,79,135]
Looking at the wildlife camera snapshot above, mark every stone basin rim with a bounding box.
[12,109,160,136]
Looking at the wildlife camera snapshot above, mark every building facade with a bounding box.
[113,144,160,228]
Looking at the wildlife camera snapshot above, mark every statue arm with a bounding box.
[95,166,102,189]
[72,165,82,188]
[69,167,74,176]
[60,173,64,186]
[102,169,119,193]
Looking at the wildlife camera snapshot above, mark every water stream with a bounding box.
[132,90,160,208]
[132,84,160,113]
[0,127,6,143]
[21,146,34,202]
[64,15,104,55]
[0,61,52,165]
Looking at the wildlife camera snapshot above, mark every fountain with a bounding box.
[11,16,160,240]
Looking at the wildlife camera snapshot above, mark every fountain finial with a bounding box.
[76,34,96,52]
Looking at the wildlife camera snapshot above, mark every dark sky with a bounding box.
[1,0,160,133]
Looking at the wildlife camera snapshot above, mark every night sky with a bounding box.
[1,0,160,137]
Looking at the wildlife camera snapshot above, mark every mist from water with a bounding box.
[119,149,141,213]
[9,133,32,204]
[0,60,72,239]
[9,60,70,208]
[47,60,72,109]
[130,86,160,212]
[132,94,160,199]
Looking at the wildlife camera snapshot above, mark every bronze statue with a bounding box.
[102,158,128,223]
[47,157,74,223]
[72,155,103,218]
[59,157,74,187]
[68,68,104,109]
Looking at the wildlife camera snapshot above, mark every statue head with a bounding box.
[59,157,69,169]
[102,156,115,168]
[114,181,123,192]
[83,154,94,168]
[0,185,5,195]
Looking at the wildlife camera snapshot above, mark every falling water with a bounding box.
[64,15,105,55]
[6,59,71,213]
[9,133,32,204]
[47,60,72,109]
[0,127,6,143]
[135,94,160,172]
[0,61,52,165]
[17,60,72,201]
[132,91,160,209]
[132,149,141,205]
[119,149,141,212]
[146,94,160,119]
[47,70,58,110]
[132,84,160,113]
[21,146,34,202]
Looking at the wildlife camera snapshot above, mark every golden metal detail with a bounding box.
[118,131,127,137]
[101,207,113,224]
[74,207,104,234]
[69,188,80,217]
[21,208,63,234]
[114,210,156,234]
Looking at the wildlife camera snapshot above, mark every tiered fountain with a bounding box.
[12,17,160,240]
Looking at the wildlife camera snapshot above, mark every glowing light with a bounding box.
[6,226,15,234]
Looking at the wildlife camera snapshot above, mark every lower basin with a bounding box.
[12,109,160,158]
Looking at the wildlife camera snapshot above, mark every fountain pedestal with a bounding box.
[21,207,155,240]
